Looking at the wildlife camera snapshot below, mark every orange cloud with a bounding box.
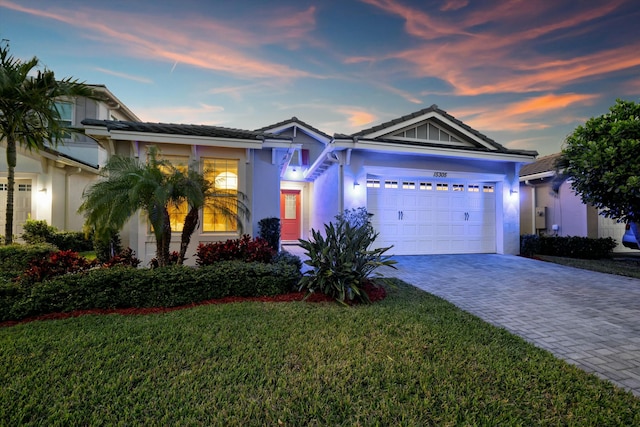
[337,108,377,128]
[453,93,600,132]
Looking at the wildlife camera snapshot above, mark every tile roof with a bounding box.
[351,136,538,157]
[519,153,562,177]
[82,119,289,141]
[351,104,508,151]
[255,116,332,140]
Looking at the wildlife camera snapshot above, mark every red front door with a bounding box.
[280,190,301,241]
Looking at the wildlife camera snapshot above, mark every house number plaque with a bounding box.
[433,171,448,177]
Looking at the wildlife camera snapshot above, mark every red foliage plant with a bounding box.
[20,249,97,284]
[196,235,275,265]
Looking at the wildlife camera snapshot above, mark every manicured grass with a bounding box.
[537,254,640,279]
[1,280,638,425]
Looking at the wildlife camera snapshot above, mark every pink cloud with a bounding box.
[440,0,469,12]
[356,0,634,97]
[0,1,314,80]
[94,67,153,84]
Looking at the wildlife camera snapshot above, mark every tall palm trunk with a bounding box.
[178,207,199,265]
[4,138,16,245]
[151,205,172,267]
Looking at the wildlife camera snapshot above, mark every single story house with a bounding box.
[84,105,537,264]
[0,85,139,238]
[519,153,630,252]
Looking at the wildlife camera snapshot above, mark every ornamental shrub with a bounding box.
[258,217,281,251]
[196,235,275,265]
[93,229,123,262]
[21,219,92,251]
[19,249,97,285]
[21,219,55,244]
[520,234,617,259]
[2,261,301,322]
[520,234,540,257]
[0,243,56,281]
[298,208,396,304]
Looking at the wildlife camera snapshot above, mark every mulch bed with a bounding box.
[0,283,386,328]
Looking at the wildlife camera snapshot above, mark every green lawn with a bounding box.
[538,254,640,279]
[1,280,638,425]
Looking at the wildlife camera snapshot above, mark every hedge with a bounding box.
[0,244,57,281]
[520,234,617,259]
[1,261,302,322]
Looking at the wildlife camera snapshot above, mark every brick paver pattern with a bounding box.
[385,254,640,397]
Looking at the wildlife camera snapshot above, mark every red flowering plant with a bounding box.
[196,235,275,266]
[19,249,97,285]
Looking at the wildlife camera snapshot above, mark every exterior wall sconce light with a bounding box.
[510,189,518,195]
[353,181,360,188]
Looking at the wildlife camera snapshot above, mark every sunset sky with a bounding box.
[1,0,639,156]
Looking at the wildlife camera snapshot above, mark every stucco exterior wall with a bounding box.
[250,148,281,235]
[311,162,340,232]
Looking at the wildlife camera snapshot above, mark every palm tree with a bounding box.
[168,164,249,264]
[80,148,173,266]
[79,148,249,266]
[0,43,95,244]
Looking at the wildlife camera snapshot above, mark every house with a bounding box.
[83,105,537,265]
[519,153,630,251]
[0,84,139,238]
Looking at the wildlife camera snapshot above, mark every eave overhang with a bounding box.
[333,138,538,163]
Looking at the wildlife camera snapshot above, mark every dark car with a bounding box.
[622,223,639,249]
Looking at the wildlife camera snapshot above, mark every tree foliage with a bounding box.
[0,43,95,244]
[79,148,249,266]
[560,99,640,224]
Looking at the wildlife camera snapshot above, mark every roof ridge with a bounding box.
[255,117,332,139]
[81,119,289,140]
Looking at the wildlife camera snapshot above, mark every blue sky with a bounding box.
[1,0,639,156]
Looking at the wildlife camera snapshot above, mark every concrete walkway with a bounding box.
[385,254,640,397]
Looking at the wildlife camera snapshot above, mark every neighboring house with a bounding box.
[0,84,139,239]
[519,153,630,251]
[83,104,537,265]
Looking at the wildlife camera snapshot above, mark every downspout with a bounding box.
[524,180,536,234]
[328,152,344,213]
[336,148,352,214]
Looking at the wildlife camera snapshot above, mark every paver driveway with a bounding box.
[385,254,640,397]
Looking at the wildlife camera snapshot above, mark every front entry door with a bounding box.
[280,190,301,241]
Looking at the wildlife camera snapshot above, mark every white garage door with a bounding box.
[367,177,496,255]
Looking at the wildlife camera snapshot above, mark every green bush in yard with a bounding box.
[520,234,541,257]
[520,234,617,259]
[258,217,281,251]
[21,219,92,252]
[298,208,396,304]
[2,261,302,322]
[0,243,57,281]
